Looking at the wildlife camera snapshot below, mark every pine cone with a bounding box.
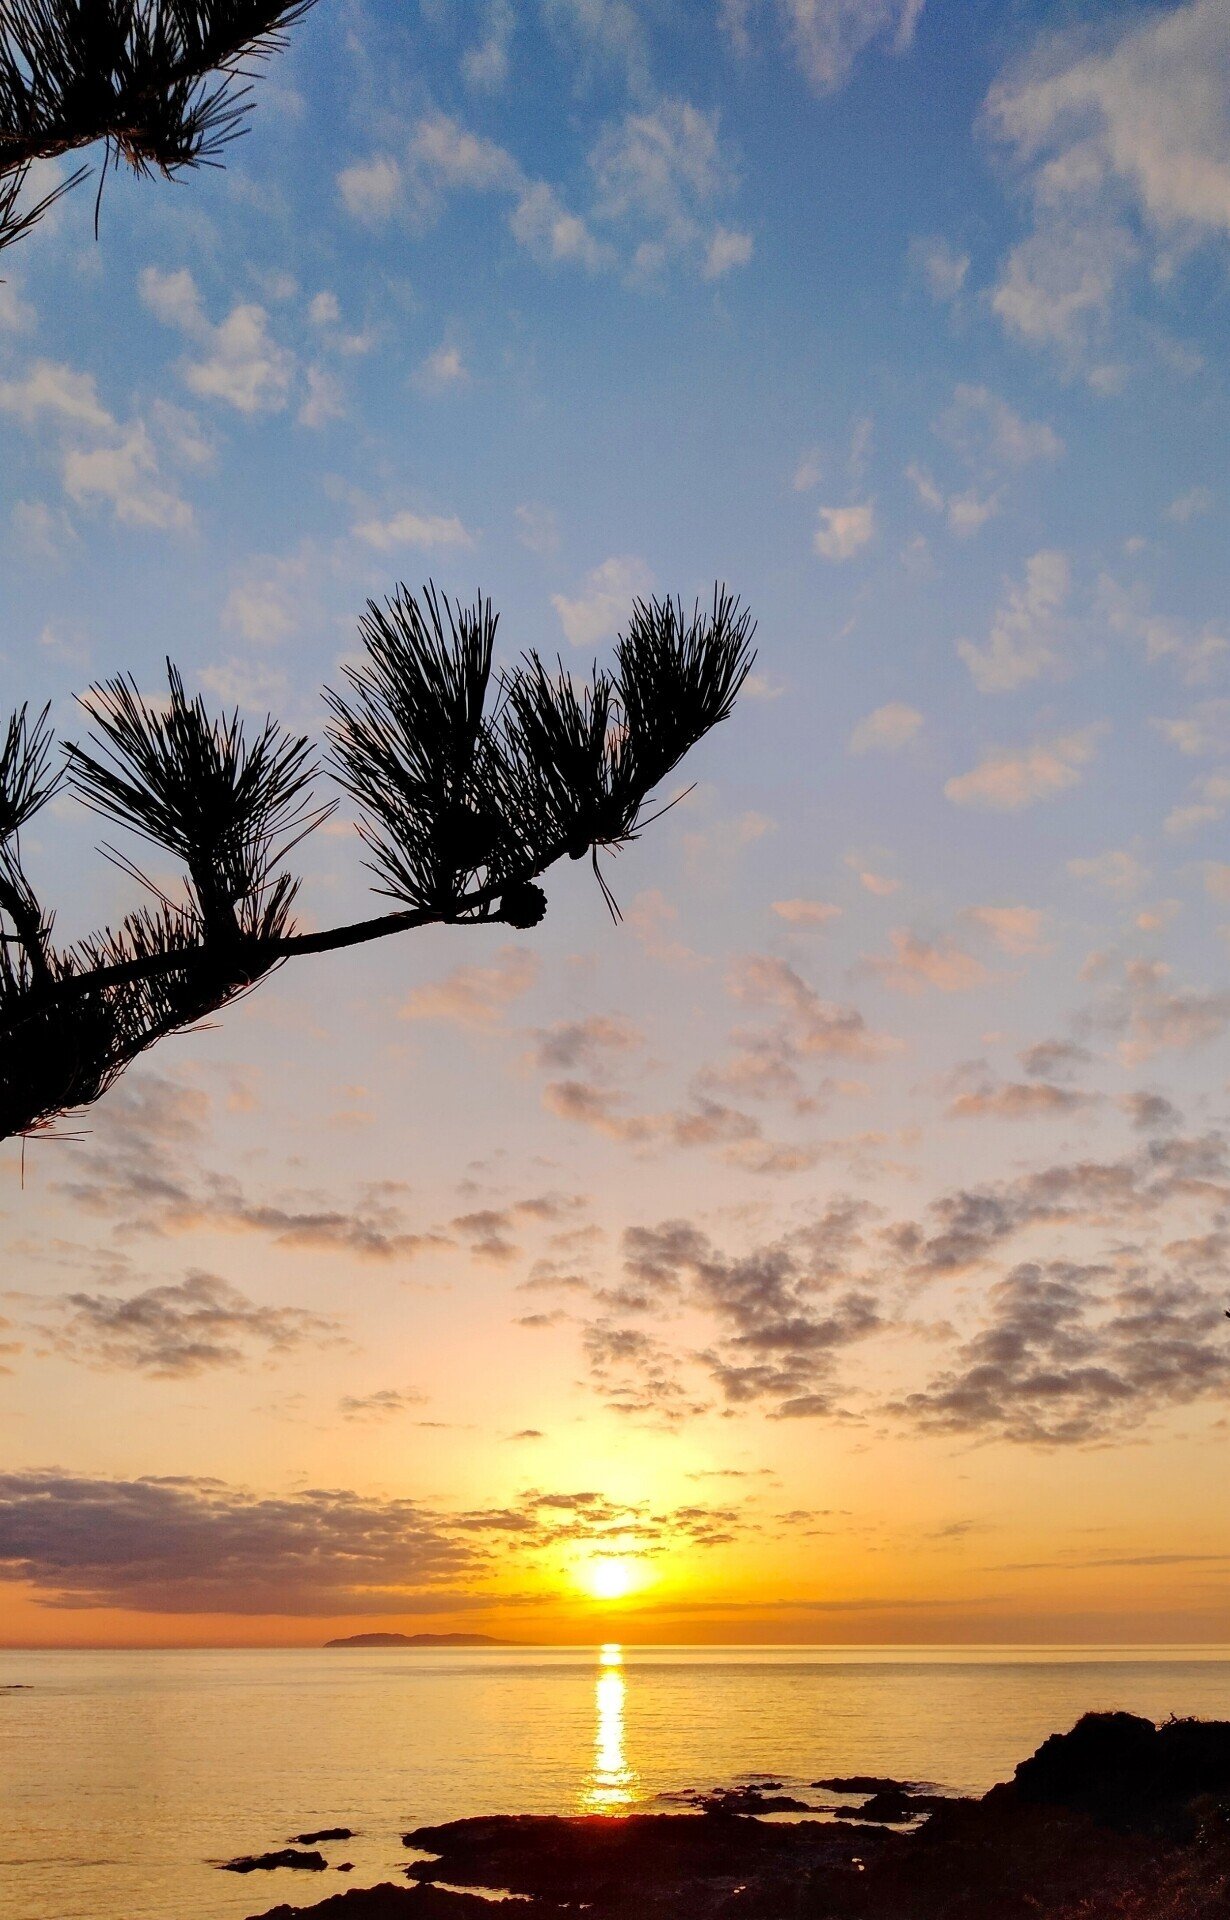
[498,881,547,928]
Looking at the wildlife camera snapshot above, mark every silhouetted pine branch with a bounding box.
[0,582,755,1141]
[0,0,318,252]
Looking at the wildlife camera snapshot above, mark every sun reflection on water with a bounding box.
[578,1644,638,1813]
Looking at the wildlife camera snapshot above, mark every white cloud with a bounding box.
[401,113,609,271]
[985,0,1230,360]
[508,180,610,268]
[1153,700,1230,758]
[864,927,988,995]
[772,899,842,926]
[402,946,538,1029]
[0,360,114,432]
[184,307,294,415]
[957,549,1072,693]
[814,502,874,560]
[848,702,923,753]
[63,426,193,531]
[0,280,34,331]
[907,462,1000,538]
[590,98,740,276]
[462,0,515,91]
[223,552,312,647]
[703,225,754,278]
[1067,850,1150,896]
[308,291,340,327]
[0,359,191,533]
[774,0,926,94]
[353,510,474,553]
[11,499,74,561]
[964,905,1049,955]
[298,366,345,428]
[1164,769,1230,836]
[936,383,1064,468]
[1165,485,1214,523]
[945,724,1105,810]
[909,234,969,301]
[337,154,404,222]
[515,503,560,554]
[414,342,468,390]
[1101,575,1229,685]
[140,267,295,416]
[198,659,289,711]
[552,556,654,648]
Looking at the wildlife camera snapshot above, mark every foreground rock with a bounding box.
[404,1806,883,1910]
[247,1713,1230,1920]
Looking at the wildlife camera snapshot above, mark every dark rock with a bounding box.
[246,1887,527,1919]
[836,1789,953,1825]
[812,1774,918,1794]
[293,1830,356,1845]
[998,1710,1230,1835]
[402,1809,882,1911]
[222,1848,329,1874]
[660,1785,814,1815]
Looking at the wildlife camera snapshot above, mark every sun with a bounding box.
[578,1556,644,1602]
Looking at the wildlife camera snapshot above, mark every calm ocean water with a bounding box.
[4,1645,1230,1920]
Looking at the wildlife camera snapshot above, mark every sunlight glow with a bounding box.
[578,1556,644,1602]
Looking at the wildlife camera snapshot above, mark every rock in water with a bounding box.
[221,1849,329,1873]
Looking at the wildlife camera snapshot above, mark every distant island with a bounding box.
[323,1632,521,1648]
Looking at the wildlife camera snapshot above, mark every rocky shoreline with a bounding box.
[241,1712,1230,1919]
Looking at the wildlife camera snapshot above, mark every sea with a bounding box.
[4,1645,1230,1920]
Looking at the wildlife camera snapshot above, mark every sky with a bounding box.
[0,0,1229,1647]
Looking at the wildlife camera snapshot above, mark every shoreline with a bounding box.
[235,1711,1230,1920]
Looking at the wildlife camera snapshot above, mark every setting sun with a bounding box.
[578,1557,645,1603]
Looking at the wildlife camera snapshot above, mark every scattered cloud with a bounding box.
[1067,850,1150,896]
[814,502,874,560]
[964,905,1049,956]
[864,928,989,995]
[736,0,926,96]
[957,549,1071,693]
[58,1077,443,1262]
[772,899,842,927]
[0,359,192,532]
[985,0,1230,365]
[338,1387,428,1422]
[402,947,538,1030]
[353,507,474,551]
[462,0,515,92]
[1154,700,1230,757]
[1166,485,1214,523]
[552,555,653,647]
[936,384,1064,469]
[703,224,755,279]
[909,234,969,302]
[893,1259,1229,1445]
[945,724,1105,810]
[140,267,295,415]
[33,1271,339,1378]
[414,342,469,391]
[0,1471,482,1615]
[947,1077,1095,1122]
[848,702,923,753]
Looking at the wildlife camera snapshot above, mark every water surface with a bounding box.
[4,1644,1230,1920]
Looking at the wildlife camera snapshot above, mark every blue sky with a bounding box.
[0,0,1229,1642]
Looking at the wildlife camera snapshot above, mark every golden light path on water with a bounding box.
[579,1643,638,1813]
